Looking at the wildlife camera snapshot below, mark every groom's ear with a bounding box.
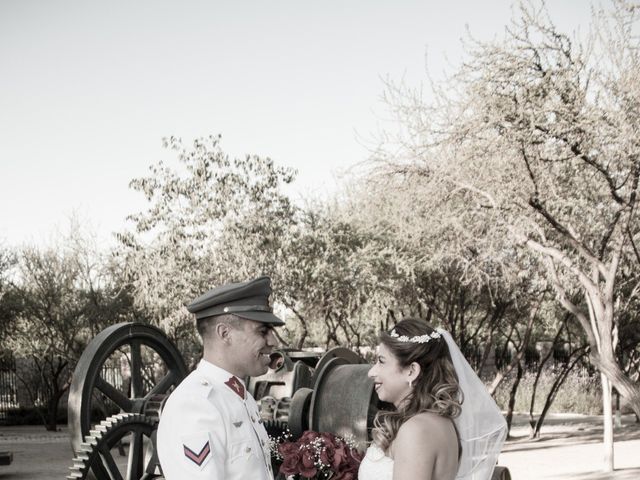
[215,321,233,343]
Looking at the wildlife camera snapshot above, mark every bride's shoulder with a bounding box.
[397,412,453,441]
[406,411,451,427]
[390,413,446,459]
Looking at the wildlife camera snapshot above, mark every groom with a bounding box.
[157,276,285,480]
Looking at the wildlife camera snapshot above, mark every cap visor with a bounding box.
[234,310,285,326]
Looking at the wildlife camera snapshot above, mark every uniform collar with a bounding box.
[197,359,246,400]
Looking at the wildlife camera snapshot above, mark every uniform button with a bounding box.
[245,446,252,453]
[261,439,266,446]
[251,416,256,422]
[200,379,209,386]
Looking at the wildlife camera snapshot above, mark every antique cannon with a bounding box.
[66,322,511,480]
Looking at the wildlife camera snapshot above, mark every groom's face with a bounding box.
[368,343,412,407]
[225,319,278,378]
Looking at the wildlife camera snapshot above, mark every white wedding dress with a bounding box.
[358,444,393,480]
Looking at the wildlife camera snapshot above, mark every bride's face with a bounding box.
[368,343,411,407]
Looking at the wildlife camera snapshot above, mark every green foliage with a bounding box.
[9,246,92,361]
[4,224,137,429]
[276,202,408,349]
[116,135,298,359]
[0,247,18,344]
[368,0,640,416]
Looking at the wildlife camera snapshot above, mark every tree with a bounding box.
[372,0,640,470]
[276,201,408,350]
[116,135,298,362]
[0,245,17,345]
[6,227,133,430]
[8,245,90,430]
[527,311,589,438]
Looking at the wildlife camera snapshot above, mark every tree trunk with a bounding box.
[46,390,64,432]
[285,303,308,349]
[601,373,614,472]
[505,361,523,437]
[532,380,557,439]
[488,306,537,396]
[531,350,586,438]
[591,352,640,419]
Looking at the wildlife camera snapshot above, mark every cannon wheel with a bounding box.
[288,387,312,439]
[68,322,187,453]
[491,466,511,480]
[310,347,363,385]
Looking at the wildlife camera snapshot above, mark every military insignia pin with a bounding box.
[224,376,246,399]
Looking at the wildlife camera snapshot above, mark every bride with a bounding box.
[358,318,507,480]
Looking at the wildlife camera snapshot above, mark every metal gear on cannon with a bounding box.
[68,413,160,480]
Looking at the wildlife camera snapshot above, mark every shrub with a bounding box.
[0,406,68,426]
[493,367,603,415]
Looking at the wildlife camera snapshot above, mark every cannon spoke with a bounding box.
[144,371,177,399]
[126,430,145,479]
[97,443,124,480]
[130,340,143,398]
[96,377,134,411]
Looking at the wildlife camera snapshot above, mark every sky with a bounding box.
[0,0,594,248]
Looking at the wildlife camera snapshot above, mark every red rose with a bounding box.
[278,441,300,457]
[279,450,302,476]
[318,433,336,466]
[334,446,363,479]
[333,472,356,480]
[320,432,337,446]
[332,442,348,470]
[347,447,364,466]
[278,440,304,476]
[299,430,321,443]
[297,447,317,478]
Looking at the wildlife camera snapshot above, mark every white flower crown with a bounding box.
[389,328,443,344]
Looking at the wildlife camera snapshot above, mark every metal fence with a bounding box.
[0,354,18,420]
[0,353,168,421]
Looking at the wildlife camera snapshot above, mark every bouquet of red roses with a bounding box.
[275,430,364,480]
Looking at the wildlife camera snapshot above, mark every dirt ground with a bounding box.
[499,413,640,480]
[0,413,638,479]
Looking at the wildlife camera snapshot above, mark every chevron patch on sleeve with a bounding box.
[184,442,210,466]
[181,432,213,469]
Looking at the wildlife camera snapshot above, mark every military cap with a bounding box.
[187,276,285,326]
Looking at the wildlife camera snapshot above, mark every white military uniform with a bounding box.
[157,360,274,480]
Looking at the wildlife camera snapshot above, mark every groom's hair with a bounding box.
[196,313,243,340]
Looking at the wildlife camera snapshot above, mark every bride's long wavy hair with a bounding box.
[371,318,463,453]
